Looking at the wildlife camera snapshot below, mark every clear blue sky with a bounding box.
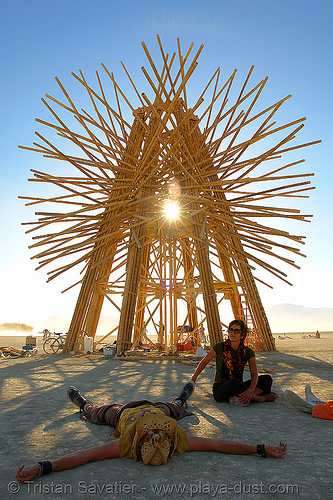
[1,0,332,324]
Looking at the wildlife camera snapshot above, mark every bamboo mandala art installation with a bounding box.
[20,36,318,353]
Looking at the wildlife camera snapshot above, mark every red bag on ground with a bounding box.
[312,401,333,421]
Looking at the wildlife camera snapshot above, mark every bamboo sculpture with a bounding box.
[20,36,319,353]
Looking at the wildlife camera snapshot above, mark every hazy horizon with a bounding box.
[1,302,332,335]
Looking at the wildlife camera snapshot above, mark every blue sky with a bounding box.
[0,0,332,325]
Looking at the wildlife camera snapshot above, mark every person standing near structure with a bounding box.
[199,325,206,344]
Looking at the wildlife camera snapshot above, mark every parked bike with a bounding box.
[43,332,67,354]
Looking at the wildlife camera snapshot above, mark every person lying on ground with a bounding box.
[15,383,286,482]
[284,385,333,421]
[190,319,278,406]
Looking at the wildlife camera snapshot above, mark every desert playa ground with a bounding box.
[1,333,332,499]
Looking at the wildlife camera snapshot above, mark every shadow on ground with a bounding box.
[1,337,332,499]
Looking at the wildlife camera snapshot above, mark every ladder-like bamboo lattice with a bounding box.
[20,36,319,354]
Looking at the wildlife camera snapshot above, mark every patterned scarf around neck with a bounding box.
[222,338,247,379]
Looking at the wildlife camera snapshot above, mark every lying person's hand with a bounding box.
[265,442,287,458]
[15,464,40,483]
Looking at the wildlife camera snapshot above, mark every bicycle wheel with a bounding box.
[43,337,61,354]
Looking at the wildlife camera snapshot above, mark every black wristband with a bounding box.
[257,444,267,458]
[37,461,53,475]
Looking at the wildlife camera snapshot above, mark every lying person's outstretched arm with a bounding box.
[187,435,286,458]
[15,440,120,483]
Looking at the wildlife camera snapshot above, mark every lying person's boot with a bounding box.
[305,385,326,405]
[67,386,92,412]
[284,390,314,414]
[173,381,195,407]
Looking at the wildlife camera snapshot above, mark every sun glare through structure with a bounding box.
[163,201,180,220]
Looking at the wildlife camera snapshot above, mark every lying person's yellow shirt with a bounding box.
[114,405,189,458]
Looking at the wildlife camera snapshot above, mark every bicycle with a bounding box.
[43,332,67,354]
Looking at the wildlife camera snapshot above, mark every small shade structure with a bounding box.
[20,36,319,354]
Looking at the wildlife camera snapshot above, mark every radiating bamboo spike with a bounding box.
[155,40,178,101]
[120,61,146,107]
[72,68,134,138]
[235,159,308,189]
[224,123,306,190]
[61,279,84,294]
[43,251,93,281]
[234,181,314,203]
[74,71,117,156]
[96,71,124,143]
[270,139,322,157]
[33,128,110,189]
[155,36,198,102]
[241,233,306,257]
[220,116,307,169]
[194,69,238,141]
[208,73,267,155]
[142,41,174,102]
[141,46,175,107]
[202,69,238,149]
[44,88,121,171]
[224,70,266,148]
[221,94,291,145]
[204,67,221,131]
[109,72,128,142]
[101,63,135,113]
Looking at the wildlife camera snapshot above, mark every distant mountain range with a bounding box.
[265,304,333,333]
[32,315,118,335]
[30,303,333,335]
